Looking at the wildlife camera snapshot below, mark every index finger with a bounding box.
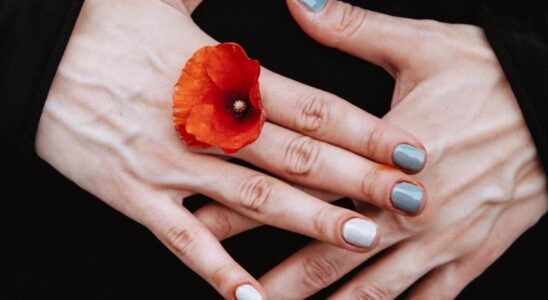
[261,69,427,173]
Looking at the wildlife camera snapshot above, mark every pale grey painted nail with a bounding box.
[393,144,426,172]
[236,284,262,300]
[342,218,377,248]
[298,0,327,12]
[391,182,423,214]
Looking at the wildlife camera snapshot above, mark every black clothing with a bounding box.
[480,1,548,174]
[0,0,83,164]
[2,0,547,299]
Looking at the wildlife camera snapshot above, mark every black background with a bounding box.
[2,0,547,299]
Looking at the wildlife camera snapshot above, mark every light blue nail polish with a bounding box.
[391,182,423,214]
[298,0,327,12]
[393,144,426,172]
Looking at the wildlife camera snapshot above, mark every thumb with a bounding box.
[288,0,426,75]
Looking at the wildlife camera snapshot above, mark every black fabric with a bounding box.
[1,0,547,299]
[479,1,548,174]
[0,0,84,165]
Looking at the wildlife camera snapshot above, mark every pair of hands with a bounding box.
[35,0,547,299]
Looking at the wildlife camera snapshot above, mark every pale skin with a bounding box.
[196,0,548,299]
[35,1,428,299]
[36,0,548,298]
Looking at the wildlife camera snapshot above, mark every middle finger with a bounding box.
[233,122,427,216]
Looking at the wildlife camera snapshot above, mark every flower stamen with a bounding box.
[232,99,248,114]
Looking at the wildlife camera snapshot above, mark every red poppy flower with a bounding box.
[172,43,265,154]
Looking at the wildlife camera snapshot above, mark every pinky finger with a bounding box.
[145,197,264,300]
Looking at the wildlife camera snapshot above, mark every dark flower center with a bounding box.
[233,99,247,114]
[228,96,251,119]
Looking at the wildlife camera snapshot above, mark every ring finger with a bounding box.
[185,153,379,251]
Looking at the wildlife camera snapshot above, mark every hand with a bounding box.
[197,0,548,298]
[35,0,428,298]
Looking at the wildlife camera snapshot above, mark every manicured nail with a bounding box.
[236,284,263,300]
[342,218,377,248]
[391,182,424,214]
[298,0,327,12]
[393,144,426,172]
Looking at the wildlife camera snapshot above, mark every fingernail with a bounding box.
[393,144,426,172]
[236,284,263,300]
[298,0,327,12]
[342,218,377,248]
[391,182,424,214]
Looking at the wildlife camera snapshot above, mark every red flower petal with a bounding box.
[206,43,261,97]
[173,43,265,153]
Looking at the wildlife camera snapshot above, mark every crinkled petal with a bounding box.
[186,104,264,153]
[172,43,264,153]
[173,46,226,148]
[205,43,260,96]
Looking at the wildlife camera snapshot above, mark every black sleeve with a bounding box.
[477,1,548,173]
[0,0,83,165]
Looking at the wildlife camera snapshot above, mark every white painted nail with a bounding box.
[342,218,377,248]
[236,284,263,300]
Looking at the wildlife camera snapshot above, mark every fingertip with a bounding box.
[341,217,379,252]
[413,181,428,216]
[359,119,428,173]
[286,0,333,40]
[390,181,427,216]
[289,0,422,74]
[234,283,265,300]
[214,268,266,300]
[293,0,327,13]
[392,143,427,174]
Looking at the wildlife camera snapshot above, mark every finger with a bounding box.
[232,123,427,215]
[144,197,265,300]
[329,202,504,299]
[258,210,416,299]
[195,186,339,241]
[195,203,260,240]
[260,240,380,299]
[287,0,430,74]
[408,194,548,299]
[330,241,446,299]
[260,70,427,173]
[187,154,380,251]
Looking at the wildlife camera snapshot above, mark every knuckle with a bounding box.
[352,285,392,300]
[283,136,321,176]
[210,263,237,290]
[335,3,367,39]
[311,205,331,238]
[361,165,382,199]
[165,226,200,259]
[295,94,331,136]
[361,124,385,159]
[203,206,234,240]
[238,175,274,214]
[301,257,340,291]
